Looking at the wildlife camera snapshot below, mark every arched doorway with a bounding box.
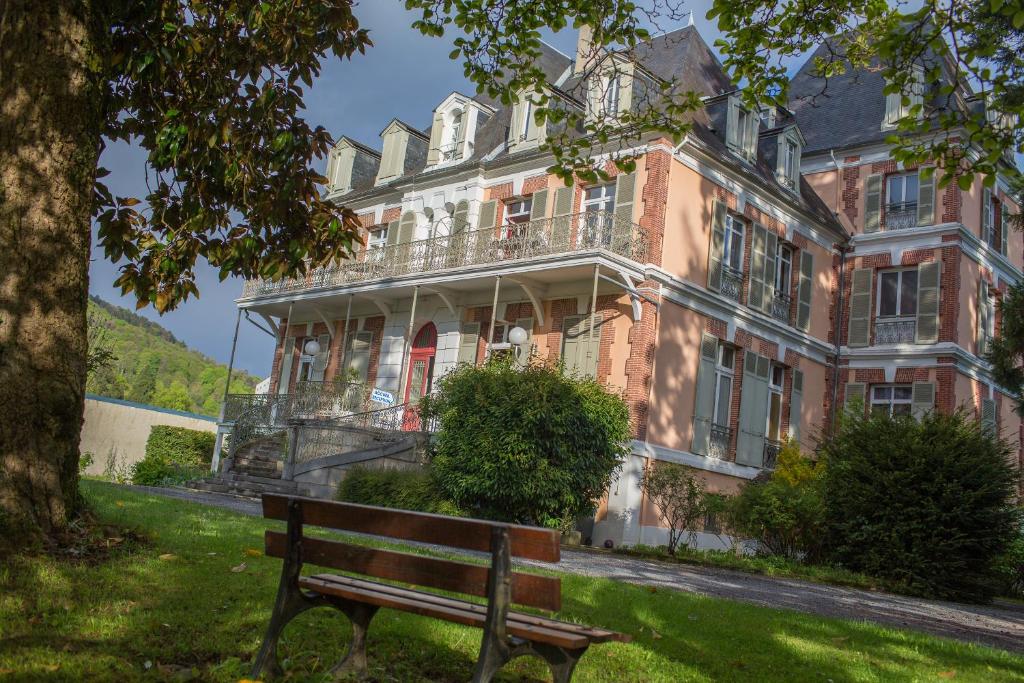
[403,323,437,429]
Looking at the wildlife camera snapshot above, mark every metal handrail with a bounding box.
[241,210,648,298]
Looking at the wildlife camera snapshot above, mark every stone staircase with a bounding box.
[186,433,291,499]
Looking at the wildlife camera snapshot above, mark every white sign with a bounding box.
[370,388,395,406]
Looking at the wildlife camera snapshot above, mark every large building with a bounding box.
[224,27,1021,547]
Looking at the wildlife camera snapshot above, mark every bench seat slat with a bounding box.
[303,574,629,644]
[299,574,619,650]
[265,531,561,611]
[262,494,559,562]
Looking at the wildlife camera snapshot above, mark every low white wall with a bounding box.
[80,394,217,476]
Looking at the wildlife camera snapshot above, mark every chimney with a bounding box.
[574,25,595,75]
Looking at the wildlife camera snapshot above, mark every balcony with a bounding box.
[439,142,462,163]
[875,317,916,344]
[883,202,918,231]
[720,266,743,302]
[223,381,369,426]
[709,423,731,460]
[762,439,782,470]
[241,210,648,298]
[771,291,792,324]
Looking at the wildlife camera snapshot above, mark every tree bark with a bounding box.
[0,1,102,547]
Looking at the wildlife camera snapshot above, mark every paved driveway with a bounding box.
[128,484,1024,653]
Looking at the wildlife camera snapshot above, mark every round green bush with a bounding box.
[420,359,631,526]
[820,408,1021,602]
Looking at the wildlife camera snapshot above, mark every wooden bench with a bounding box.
[252,494,628,682]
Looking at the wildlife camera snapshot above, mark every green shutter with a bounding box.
[977,280,990,354]
[917,169,935,226]
[385,219,399,246]
[474,200,498,261]
[458,322,480,365]
[707,200,728,292]
[397,211,417,272]
[789,369,804,444]
[550,187,574,250]
[426,112,444,165]
[763,230,778,314]
[915,261,940,344]
[530,188,549,221]
[614,173,636,232]
[848,268,873,347]
[508,100,524,149]
[865,174,882,233]
[911,382,935,419]
[748,224,767,311]
[1001,205,1009,256]
[981,397,997,432]
[796,250,813,332]
[845,382,866,410]
[345,331,373,384]
[726,97,739,150]
[982,187,993,244]
[277,337,296,395]
[447,201,470,268]
[691,332,719,456]
[562,315,599,379]
[737,351,770,466]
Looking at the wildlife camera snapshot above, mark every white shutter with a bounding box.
[691,333,719,456]
[865,174,882,233]
[614,173,636,229]
[748,224,767,311]
[277,337,296,395]
[726,96,740,150]
[789,369,804,443]
[845,382,866,410]
[530,188,549,221]
[977,280,990,355]
[915,261,941,344]
[796,251,813,332]
[346,331,372,384]
[458,322,480,365]
[911,382,935,419]
[982,187,993,244]
[848,268,873,347]
[917,169,935,226]
[551,187,574,250]
[426,112,444,165]
[763,230,778,315]
[385,219,399,246]
[707,201,728,292]
[737,351,769,466]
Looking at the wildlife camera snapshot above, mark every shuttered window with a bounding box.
[915,261,940,344]
[692,334,734,458]
[917,169,935,226]
[911,382,935,419]
[981,397,997,433]
[977,280,996,355]
[737,351,771,466]
[864,174,882,233]
[457,322,480,366]
[561,314,601,379]
[844,382,866,410]
[789,369,804,443]
[707,200,728,292]
[848,268,873,347]
[982,187,996,248]
[870,385,913,417]
[748,224,777,314]
[796,250,813,331]
[550,187,574,250]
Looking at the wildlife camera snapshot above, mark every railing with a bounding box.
[720,266,743,302]
[241,211,648,298]
[762,439,782,470]
[439,142,462,162]
[875,317,916,344]
[884,202,918,231]
[771,292,792,324]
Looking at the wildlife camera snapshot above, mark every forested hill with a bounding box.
[86,295,260,416]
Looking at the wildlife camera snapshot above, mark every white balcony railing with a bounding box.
[720,266,743,302]
[875,317,916,344]
[242,210,648,298]
[771,292,792,324]
[884,202,918,231]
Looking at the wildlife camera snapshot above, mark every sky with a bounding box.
[90,2,723,378]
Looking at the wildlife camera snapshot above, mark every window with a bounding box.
[870,385,913,417]
[766,365,784,443]
[713,345,735,428]
[883,66,924,127]
[441,110,463,161]
[887,172,919,210]
[780,137,799,188]
[776,244,793,296]
[519,99,532,141]
[723,214,745,273]
[603,74,621,117]
[580,183,615,247]
[877,269,918,318]
[366,225,388,262]
[983,193,997,248]
[502,198,533,240]
[736,107,755,158]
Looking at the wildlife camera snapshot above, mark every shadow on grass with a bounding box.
[1,480,1022,682]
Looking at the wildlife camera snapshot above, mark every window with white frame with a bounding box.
[776,244,793,297]
[502,198,533,240]
[877,268,918,318]
[984,194,997,248]
[713,344,735,429]
[887,172,919,211]
[870,385,913,417]
[780,136,799,188]
[603,73,621,117]
[723,214,746,274]
[766,364,785,443]
[580,183,616,247]
[883,66,924,127]
[736,106,756,159]
[441,109,463,161]
[366,225,388,261]
[519,99,532,141]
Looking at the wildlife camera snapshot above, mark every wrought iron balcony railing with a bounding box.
[884,202,918,231]
[720,266,743,302]
[709,422,731,460]
[762,439,782,470]
[874,317,916,344]
[241,210,648,298]
[771,291,792,324]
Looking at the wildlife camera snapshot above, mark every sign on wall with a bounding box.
[370,388,395,406]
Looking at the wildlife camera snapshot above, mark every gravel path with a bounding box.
[126,484,1024,654]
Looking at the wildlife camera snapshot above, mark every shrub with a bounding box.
[821,408,1021,603]
[726,440,827,561]
[420,359,630,526]
[78,452,94,475]
[337,467,462,516]
[640,462,706,555]
[132,425,215,486]
[994,532,1024,599]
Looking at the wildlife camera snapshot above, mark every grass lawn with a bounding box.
[1,481,1022,682]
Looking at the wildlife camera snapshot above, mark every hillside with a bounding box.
[86,295,260,416]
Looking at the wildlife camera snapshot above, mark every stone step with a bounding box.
[224,471,293,487]
[233,459,280,474]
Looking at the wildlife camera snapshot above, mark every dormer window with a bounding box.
[508,88,547,153]
[775,127,804,191]
[603,74,621,116]
[426,94,494,167]
[586,59,634,123]
[441,110,463,162]
[326,138,381,195]
[726,96,759,161]
[883,65,924,128]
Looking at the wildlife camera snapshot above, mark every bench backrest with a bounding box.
[261,494,562,611]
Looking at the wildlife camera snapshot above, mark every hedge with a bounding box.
[336,466,462,516]
[133,425,216,486]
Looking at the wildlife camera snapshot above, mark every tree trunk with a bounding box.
[0,2,102,547]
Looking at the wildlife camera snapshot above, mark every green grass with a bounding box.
[612,544,885,591]
[2,481,1023,682]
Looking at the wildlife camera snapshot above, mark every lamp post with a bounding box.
[508,325,528,366]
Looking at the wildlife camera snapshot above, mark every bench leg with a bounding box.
[330,601,379,679]
[470,629,511,683]
[251,585,320,679]
[533,643,589,683]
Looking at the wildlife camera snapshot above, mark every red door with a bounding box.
[403,323,437,430]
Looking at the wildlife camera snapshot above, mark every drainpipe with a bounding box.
[830,242,850,435]
[398,286,420,401]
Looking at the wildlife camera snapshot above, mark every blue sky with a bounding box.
[91,2,722,378]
